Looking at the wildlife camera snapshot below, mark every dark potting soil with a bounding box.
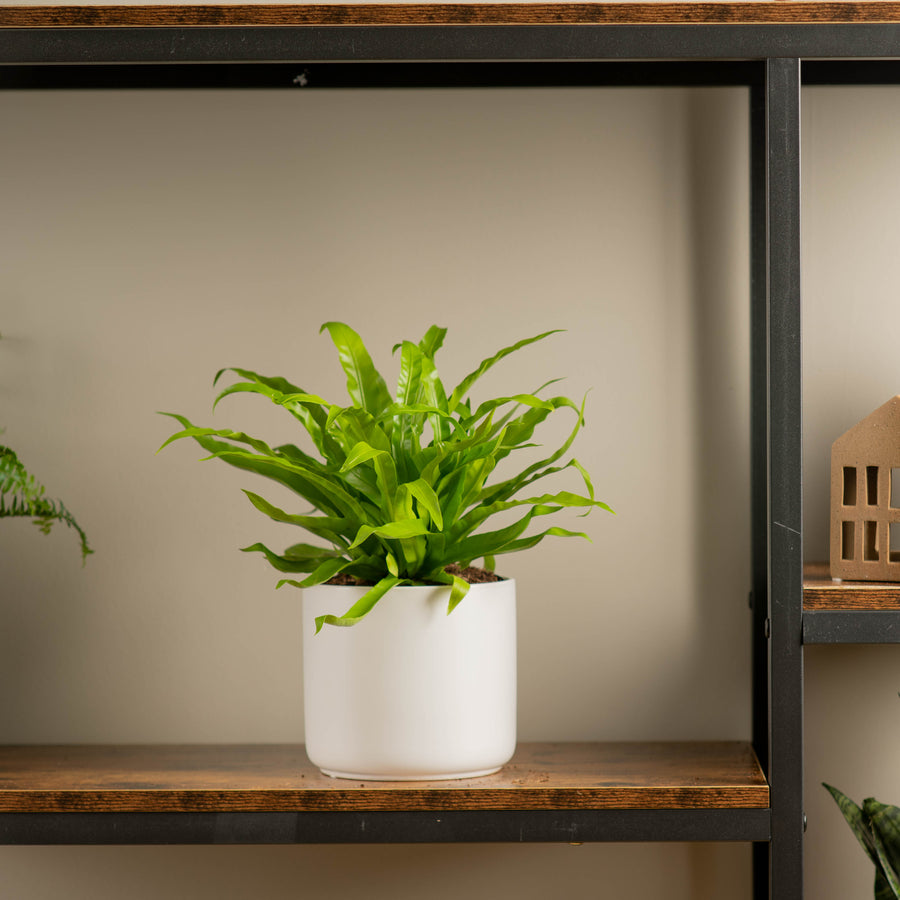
[326,563,502,587]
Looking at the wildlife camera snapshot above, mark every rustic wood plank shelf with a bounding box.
[0,742,768,814]
[0,742,770,844]
[5,3,900,28]
[804,562,900,610]
[804,563,900,643]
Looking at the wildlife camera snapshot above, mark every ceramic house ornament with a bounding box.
[831,395,900,581]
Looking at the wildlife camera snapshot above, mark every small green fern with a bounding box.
[0,444,92,564]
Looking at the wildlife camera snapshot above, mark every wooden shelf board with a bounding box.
[0,742,768,814]
[804,562,900,610]
[4,3,900,28]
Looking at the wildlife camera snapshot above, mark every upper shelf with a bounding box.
[0,742,769,844]
[5,3,900,69]
[4,3,900,27]
[804,563,900,643]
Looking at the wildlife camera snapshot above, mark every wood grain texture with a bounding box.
[0,742,768,813]
[805,561,900,609]
[4,3,900,28]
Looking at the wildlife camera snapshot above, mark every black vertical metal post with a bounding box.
[765,57,804,900]
[749,68,771,900]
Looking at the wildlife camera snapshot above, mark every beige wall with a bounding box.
[2,75,886,899]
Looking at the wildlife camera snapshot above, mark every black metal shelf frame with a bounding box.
[3,808,772,846]
[6,15,899,899]
[2,22,900,64]
[803,611,900,644]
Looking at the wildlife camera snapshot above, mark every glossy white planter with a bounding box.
[301,579,516,781]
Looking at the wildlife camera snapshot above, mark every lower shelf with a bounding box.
[0,742,770,844]
[804,562,900,643]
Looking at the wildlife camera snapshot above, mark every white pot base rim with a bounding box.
[319,765,504,782]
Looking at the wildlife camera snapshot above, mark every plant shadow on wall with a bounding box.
[0,333,92,562]
[160,322,614,779]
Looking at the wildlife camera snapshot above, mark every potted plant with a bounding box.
[161,321,612,780]
[825,783,900,898]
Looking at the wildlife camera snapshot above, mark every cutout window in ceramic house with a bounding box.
[844,466,857,506]
[868,466,880,505]
[865,521,880,562]
[842,521,855,561]
[891,522,900,564]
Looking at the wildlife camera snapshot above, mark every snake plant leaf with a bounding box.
[877,872,897,900]
[449,329,562,409]
[866,799,900,899]
[321,321,392,417]
[313,574,406,632]
[824,784,883,869]
[869,798,900,871]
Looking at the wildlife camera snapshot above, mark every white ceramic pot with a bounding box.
[301,579,516,781]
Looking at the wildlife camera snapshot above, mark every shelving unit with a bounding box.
[4,3,900,898]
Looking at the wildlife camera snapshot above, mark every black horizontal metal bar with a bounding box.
[0,60,760,90]
[10,57,900,93]
[803,610,900,644]
[2,24,900,67]
[0,808,772,845]
[803,59,900,84]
